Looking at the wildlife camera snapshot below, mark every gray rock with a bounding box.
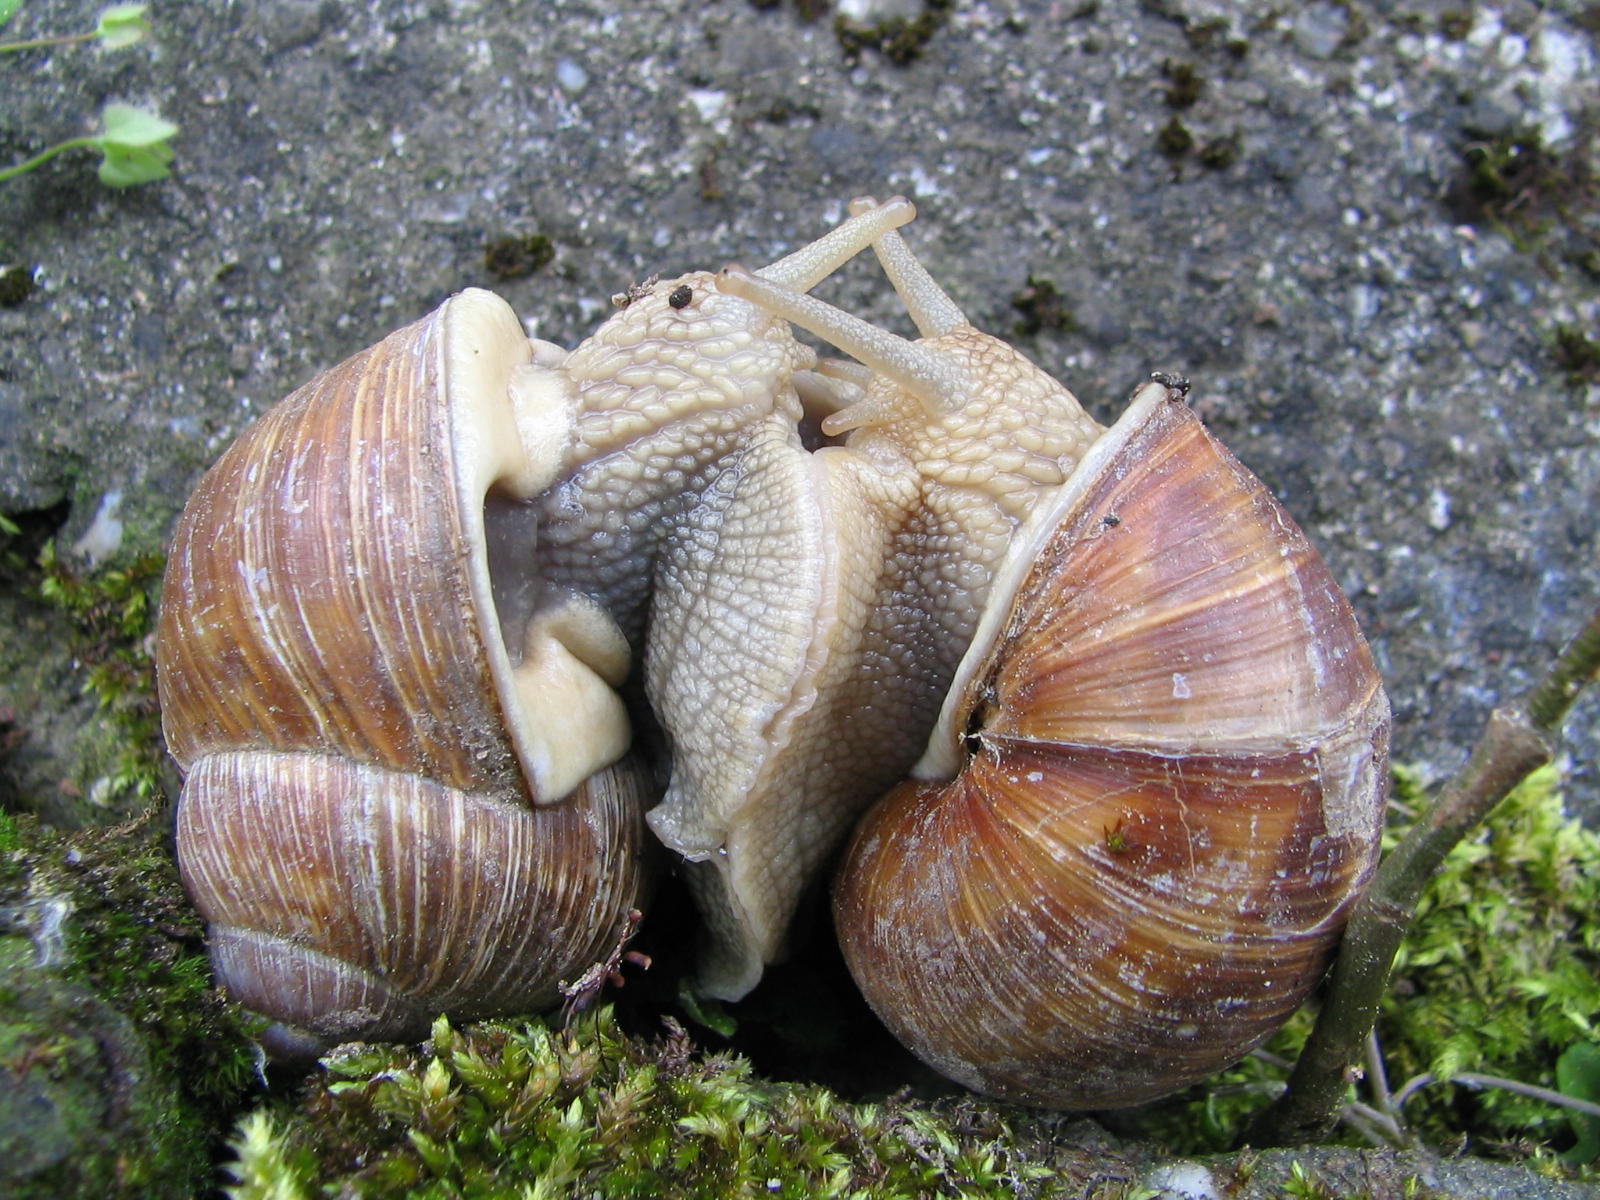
[1,5,1596,819]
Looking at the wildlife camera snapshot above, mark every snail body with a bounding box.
[158,196,1388,1107]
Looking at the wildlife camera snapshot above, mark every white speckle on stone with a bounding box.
[1352,283,1381,323]
[1527,24,1595,145]
[897,161,946,199]
[1142,1160,1221,1200]
[836,0,921,21]
[1537,26,1590,88]
[1467,10,1503,49]
[1293,3,1347,59]
[687,88,728,124]
[555,58,588,94]
[1427,486,1452,531]
[72,489,124,567]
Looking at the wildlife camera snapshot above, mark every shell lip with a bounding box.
[912,378,1177,782]
[439,289,633,804]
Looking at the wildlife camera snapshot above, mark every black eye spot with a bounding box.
[668,284,693,309]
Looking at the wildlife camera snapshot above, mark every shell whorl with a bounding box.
[176,750,649,1057]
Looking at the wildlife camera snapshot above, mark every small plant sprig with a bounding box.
[0,3,178,188]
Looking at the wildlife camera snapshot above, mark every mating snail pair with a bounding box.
[156,197,1389,1108]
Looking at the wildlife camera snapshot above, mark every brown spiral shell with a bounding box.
[833,381,1389,1109]
[157,290,648,1057]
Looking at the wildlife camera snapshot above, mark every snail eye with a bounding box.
[668,284,694,309]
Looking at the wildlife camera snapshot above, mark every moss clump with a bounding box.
[1552,324,1600,388]
[1197,134,1241,170]
[226,1008,1061,1198]
[1161,59,1203,109]
[835,0,953,66]
[1156,116,1195,159]
[1010,274,1077,338]
[0,262,35,307]
[1444,126,1600,270]
[0,813,258,1196]
[23,540,166,814]
[1379,765,1600,1152]
[483,233,555,282]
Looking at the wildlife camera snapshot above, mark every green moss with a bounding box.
[1380,765,1600,1148]
[0,816,258,1196]
[1156,116,1194,159]
[32,539,166,812]
[1010,274,1077,338]
[1197,134,1240,169]
[0,261,35,306]
[228,1008,1063,1198]
[483,233,554,282]
[834,0,953,66]
[1161,59,1203,109]
[1552,323,1600,388]
[1445,126,1600,269]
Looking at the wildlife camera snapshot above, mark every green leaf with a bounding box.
[95,3,148,48]
[678,984,738,1038]
[0,0,22,32]
[97,141,173,186]
[1557,1041,1600,1164]
[100,102,177,147]
[93,103,177,186]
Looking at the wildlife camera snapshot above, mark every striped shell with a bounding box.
[157,291,648,1057]
[833,380,1389,1109]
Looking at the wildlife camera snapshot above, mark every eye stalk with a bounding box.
[717,263,980,432]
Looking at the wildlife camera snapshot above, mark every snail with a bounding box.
[157,194,1388,1110]
[647,202,1387,1108]
[157,201,920,1057]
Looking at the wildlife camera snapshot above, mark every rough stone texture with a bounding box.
[0,3,1597,1188]
[1,10,1596,808]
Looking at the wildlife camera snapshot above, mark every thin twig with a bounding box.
[1365,1028,1395,1118]
[1393,1072,1600,1122]
[1338,1104,1397,1149]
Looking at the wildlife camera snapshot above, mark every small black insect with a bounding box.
[1149,370,1190,396]
[668,284,694,309]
